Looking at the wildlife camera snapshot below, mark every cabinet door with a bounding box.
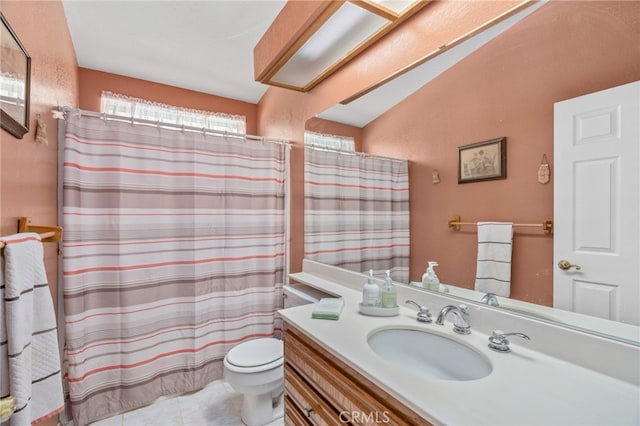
[285,364,339,425]
[284,324,428,426]
[285,395,313,426]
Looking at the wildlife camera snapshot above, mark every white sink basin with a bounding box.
[367,328,492,381]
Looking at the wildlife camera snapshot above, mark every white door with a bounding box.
[554,81,639,326]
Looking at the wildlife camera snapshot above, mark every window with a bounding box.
[100,91,246,134]
[304,130,355,152]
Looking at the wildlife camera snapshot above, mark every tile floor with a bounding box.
[88,379,284,426]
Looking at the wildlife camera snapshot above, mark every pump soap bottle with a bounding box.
[362,269,380,307]
[422,261,440,291]
[380,270,397,308]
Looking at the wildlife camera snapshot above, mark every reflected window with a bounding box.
[304,130,355,152]
[0,72,25,106]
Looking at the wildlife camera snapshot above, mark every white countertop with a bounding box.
[280,273,640,426]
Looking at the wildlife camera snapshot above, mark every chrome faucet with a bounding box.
[435,304,471,335]
[488,330,531,352]
[405,300,432,323]
[480,293,500,307]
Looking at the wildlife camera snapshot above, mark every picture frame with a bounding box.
[1,12,31,139]
[458,137,506,184]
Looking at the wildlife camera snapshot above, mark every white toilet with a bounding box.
[223,337,284,426]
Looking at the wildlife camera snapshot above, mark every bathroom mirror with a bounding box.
[303,114,640,345]
[303,1,640,345]
[0,12,31,139]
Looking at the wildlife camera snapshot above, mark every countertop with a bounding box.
[279,273,640,426]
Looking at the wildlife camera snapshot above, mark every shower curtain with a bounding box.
[304,146,410,282]
[61,114,287,425]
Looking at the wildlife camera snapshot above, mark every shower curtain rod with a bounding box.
[305,144,407,163]
[56,106,291,146]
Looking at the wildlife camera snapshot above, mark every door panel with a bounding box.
[574,158,617,252]
[572,279,618,320]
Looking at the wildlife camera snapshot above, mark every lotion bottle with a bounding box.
[362,269,380,307]
[380,270,397,308]
[422,261,440,291]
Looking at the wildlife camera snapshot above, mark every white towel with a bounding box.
[474,222,513,297]
[0,233,64,425]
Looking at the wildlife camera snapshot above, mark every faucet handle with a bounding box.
[488,330,531,352]
[481,293,500,306]
[452,304,471,335]
[454,304,469,326]
[404,300,432,323]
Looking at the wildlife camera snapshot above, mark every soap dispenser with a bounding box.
[362,269,380,307]
[422,261,440,291]
[380,270,397,308]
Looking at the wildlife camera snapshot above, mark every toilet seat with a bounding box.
[223,337,285,425]
[225,338,283,373]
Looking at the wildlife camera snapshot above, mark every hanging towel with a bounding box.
[0,233,64,425]
[474,222,513,297]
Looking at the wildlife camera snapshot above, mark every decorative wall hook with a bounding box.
[34,114,48,145]
[432,169,441,184]
[538,154,550,184]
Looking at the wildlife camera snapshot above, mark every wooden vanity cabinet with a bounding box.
[283,322,429,426]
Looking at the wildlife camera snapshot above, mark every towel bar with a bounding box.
[0,217,63,249]
[17,217,63,242]
[448,215,553,234]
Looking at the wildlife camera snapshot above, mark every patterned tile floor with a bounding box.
[88,380,284,426]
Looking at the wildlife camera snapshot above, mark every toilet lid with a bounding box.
[226,338,283,368]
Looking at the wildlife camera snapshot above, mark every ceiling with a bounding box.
[62,0,545,126]
[62,0,287,104]
[318,1,545,127]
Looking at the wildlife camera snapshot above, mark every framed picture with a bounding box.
[458,137,506,184]
[1,12,31,139]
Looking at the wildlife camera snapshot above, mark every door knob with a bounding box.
[558,259,581,271]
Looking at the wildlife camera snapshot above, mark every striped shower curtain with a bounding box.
[304,147,410,282]
[61,114,287,425]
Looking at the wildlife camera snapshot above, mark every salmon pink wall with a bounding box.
[0,0,79,329]
[360,1,640,306]
[78,68,259,134]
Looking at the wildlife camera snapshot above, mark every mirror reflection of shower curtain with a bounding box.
[61,113,287,425]
[304,146,409,282]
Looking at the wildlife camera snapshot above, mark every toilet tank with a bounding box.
[283,283,335,308]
